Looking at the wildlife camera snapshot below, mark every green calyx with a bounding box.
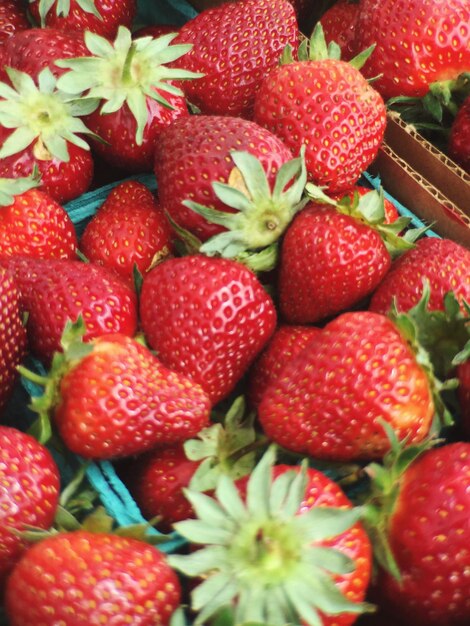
[0,67,99,162]
[0,167,41,206]
[169,447,373,626]
[56,26,203,145]
[183,147,308,272]
[31,0,102,26]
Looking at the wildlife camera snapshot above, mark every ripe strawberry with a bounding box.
[5,530,181,625]
[140,255,277,405]
[80,180,173,285]
[253,25,386,193]
[0,268,27,414]
[56,27,199,173]
[1,255,137,363]
[170,0,299,118]
[0,1,30,45]
[154,115,295,242]
[0,171,77,260]
[448,94,470,173]
[320,0,361,60]
[133,24,179,39]
[258,311,435,462]
[354,0,470,100]
[369,237,470,315]
[29,0,136,39]
[331,185,400,224]
[0,426,60,588]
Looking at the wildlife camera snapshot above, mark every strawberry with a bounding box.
[459,360,470,434]
[369,237,470,315]
[0,268,27,415]
[133,24,179,40]
[258,310,436,462]
[0,170,77,260]
[0,426,60,588]
[448,94,470,173]
[154,115,295,242]
[253,25,386,193]
[170,0,299,118]
[56,27,200,173]
[1,255,137,364]
[331,185,400,224]
[29,0,136,39]
[5,530,181,625]
[80,180,173,285]
[169,447,372,626]
[140,255,277,405]
[0,1,30,45]
[354,0,470,100]
[320,0,361,60]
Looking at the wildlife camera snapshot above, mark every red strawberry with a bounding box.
[253,25,386,193]
[2,255,137,363]
[320,0,361,60]
[133,24,179,39]
[0,1,30,45]
[29,0,136,39]
[331,185,400,224]
[369,237,470,315]
[449,94,470,173]
[5,530,181,625]
[154,115,294,242]
[0,426,60,588]
[170,0,299,118]
[258,311,435,462]
[140,255,277,405]
[354,0,470,100]
[80,180,173,285]
[56,28,199,173]
[0,171,77,260]
[0,268,27,414]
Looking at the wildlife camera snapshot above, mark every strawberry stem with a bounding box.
[121,43,138,85]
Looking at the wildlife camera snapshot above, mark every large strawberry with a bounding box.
[1,255,137,363]
[29,0,136,39]
[253,24,386,193]
[0,171,77,260]
[56,27,200,172]
[140,255,277,405]
[169,0,299,118]
[0,426,60,588]
[5,530,181,625]
[0,1,30,45]
[354,0,470,100]
[448,94,470,173]
[169,447,372,626]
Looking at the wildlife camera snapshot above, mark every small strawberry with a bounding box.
[331,185,400,224]
[448,94,470,173]
[170,0,299,117]
[2,255,137,363]
[369,237,470,315]
[29,0,136,39]
[0,170,77,260]
[0,426,60,588]
[320,0,360,60]
[140,255,277,405]
[56,27,201,172]
[5,530,181,625]
[0,1,30,45]
[254,24,386,193]
[80,180,173,285]
[133,24,179,40]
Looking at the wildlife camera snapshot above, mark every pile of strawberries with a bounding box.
[0,0,469,625]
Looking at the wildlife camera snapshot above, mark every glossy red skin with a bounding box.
[29,0,136,39]
[279,204,391,323]
[320,0,361,60]
[0,128,94,205]
[55,334,211,459]
[80,181,173,285]
[140,255,277,405]
[0,189,77,259]
[247,324,321,407]
[171,0,299,118]
[258,311,434,462]
[449,95,470,174]
[5,530,181,625]
[2,256,138,364]
[459,361,470,436]
[355,0,470,99]
[0,426,60,588]
[236,464,372,626]
[86,90,189,173]
[0,1,30,45]
[376,443,470,625]
[254,59,386,193]
[369,237,470,315]
[154,115,293,241]
[132,24,179,39]
[331,185,400,224]
[0,269,27,414]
